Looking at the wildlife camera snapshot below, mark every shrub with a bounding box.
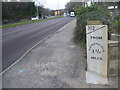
[114,15,120,34]
[74,5,114,44]
[114,15,120,21]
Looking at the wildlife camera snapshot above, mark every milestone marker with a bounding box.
[86,25,108,84]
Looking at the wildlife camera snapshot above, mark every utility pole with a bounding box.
[37,5,39,19]
[84,0,86,7]
[34,0,39,19]
[113,2,116,21]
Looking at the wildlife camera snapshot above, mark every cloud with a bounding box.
[44,0,70,10]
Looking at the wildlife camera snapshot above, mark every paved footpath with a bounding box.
[2,19,118,88]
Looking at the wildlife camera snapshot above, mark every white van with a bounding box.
[70,12,75,17]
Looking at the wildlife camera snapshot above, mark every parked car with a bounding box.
[31,16,39,20]
[43,15,48,19]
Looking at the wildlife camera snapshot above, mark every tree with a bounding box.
[2,2,55,23]
[65,2,83,13]
[38,6,55,18]
[2,2,36,23]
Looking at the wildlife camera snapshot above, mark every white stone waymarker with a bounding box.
[86,25,108,84]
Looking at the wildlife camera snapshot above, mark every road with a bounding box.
[2,17,74,71]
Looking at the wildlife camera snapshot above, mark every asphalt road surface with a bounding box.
[2,17,74,71]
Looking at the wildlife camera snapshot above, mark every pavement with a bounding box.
[2,19,118,88]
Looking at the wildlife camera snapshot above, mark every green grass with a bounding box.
[0,16,63,28]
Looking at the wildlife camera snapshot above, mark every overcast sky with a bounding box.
[35,0,70,10]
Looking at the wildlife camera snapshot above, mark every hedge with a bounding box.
[74,5,114,44]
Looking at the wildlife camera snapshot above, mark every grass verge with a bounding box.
[1,16,63,28]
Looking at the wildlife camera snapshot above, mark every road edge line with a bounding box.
[0,19,75,75]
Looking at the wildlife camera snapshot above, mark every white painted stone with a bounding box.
[86,71,108,84]
[86,25,108,84]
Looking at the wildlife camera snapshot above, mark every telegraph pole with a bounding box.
[37,5,39,19]
[34,0,39,19]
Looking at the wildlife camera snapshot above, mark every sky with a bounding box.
[35,0,70,10]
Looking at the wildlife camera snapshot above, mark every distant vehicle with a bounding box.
[64,13,67,16]
[67,13,70,16]
[43,15,48,19]
[31,16,39,20]
[70,12,75,17]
